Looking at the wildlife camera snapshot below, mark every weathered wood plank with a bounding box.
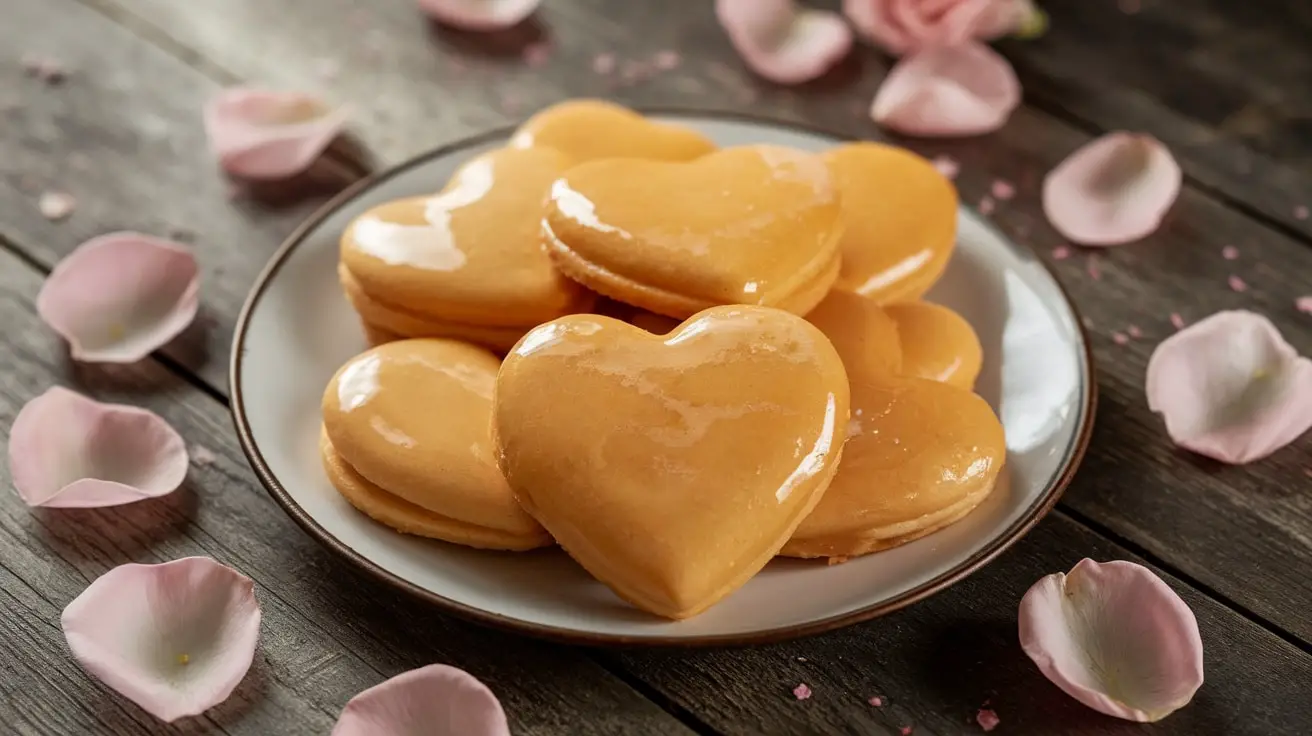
[614,510,1312,736]
[0,249,693,735]
[998,0,1312,238]
[0,0,356,393]
[69,0,1312,642]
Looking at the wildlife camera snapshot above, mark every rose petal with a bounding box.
[8,387,188,508]
[62,558,260,722]
[415,0,540,30]
[716,0,853,85]
[332,664,510,736]
[1145,310,1312,464]
[37,232,200,363]
[1042,132,1181,246]
[870,42,1020,137]
[1019,559,1204,722]
[203,88,347,180]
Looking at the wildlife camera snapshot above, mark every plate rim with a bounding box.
[229,107,1098,648]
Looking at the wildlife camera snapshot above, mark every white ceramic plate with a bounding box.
[231,112,1095,645]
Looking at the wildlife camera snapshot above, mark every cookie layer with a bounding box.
[510,99,716,163]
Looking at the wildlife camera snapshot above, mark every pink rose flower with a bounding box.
[843,0,1036,55]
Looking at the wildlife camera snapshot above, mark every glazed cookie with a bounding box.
[544,145,844,319]
[494,306,850,620]
[340,264,535,352]
[884,302,983,390]
[824,143,958,304]
[339,146,595,339]
[787,295,1004,561]
[510,99,716,163]
[321,338,552,551]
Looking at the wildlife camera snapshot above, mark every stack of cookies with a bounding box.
[321,99,1007,621]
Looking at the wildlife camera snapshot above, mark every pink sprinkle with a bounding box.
[1295,205,1309,221]
[1170,312,1186,329]
[977,709,1000,732]
[793,683,812,700]
[1228,275,1248,292]
[868,696,883,707]
[1222,245,1239,260]
[1051,245,1072,260]
[653,50,681,70]
[1086,254,1102,281]
[1128,324,1143,338]
[523,42,551,68]
[191,445,218,466]
[990,179,1016,201]
[901,727,914,736]
[1112,332,1129,345]
[592,53,616,74]
[1294,296,1312,313]
[931,155,959,180]
[38,191,76,221]
[977,196,995,215]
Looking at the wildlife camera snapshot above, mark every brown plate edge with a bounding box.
[228,108,1098,649]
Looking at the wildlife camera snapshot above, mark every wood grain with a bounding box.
[0,0,359,393]
[614,510,1312,735]
[998,0,1312,238]
[65,0,1312,641]
[0,247,692,736]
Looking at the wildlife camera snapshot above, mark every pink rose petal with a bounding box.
[332,664,510,736]
[1170,312,1186,330]
[1295,205,1309,221]
[1051,245,1071,260]
[37,232,200,363]
[870,42,1020,137]
[1112,331,1129,345]
[793,683,812,700]
[1019,559,1203,722]
[592,52,616,74]
[991,178,1016,200]
[716,0,853,85]
[415,0,540,30]
[62,558,260,723]
[978,195,995,215]
[39,191,76,220]
[1042,132,1181,246]
[1146,310,1312,464]
[869,696,883,707]
[1227,275,1248,293]
[8,387,188,508]
[203,88,348,180]
[1221,245,1239,260]
[977,708,1000,731]
[1296,296,1312,314]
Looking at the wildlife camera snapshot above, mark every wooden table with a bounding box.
[3,0,1310,733]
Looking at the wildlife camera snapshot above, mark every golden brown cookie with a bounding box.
[510,99,716,163]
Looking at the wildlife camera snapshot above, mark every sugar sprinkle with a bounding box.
[1127,324,1142,338]
[990,179,1016,201]
[868,696,883,707]
[1222,245,1239,260]
[38,191,76,221]
[1228,275,1248,292]
[1112,332,1129,345]
[1051,245,1071,260]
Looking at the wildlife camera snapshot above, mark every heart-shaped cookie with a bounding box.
[510,99,716,163]
[544,145,844,319]
[322,338,551,550]
[784,291,1004,560]
[340,146,594,330]
[824,143,958,304]
[884,301,982,389]
[494,306,850,619]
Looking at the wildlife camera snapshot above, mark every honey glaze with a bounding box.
[805,289,903,379]
[544,145,843,311]
[510,99,716,163]
[783,377,1005,559]
[824,143,958,304]
[340,147,591,326]
[322,339,546,543]
[884,302,983,390]
[493,306,851,619]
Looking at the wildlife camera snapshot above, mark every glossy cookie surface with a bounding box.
[493,306,850,619]
[544,145,843,318]
[825,143,958,304]
[884,302,983,390]
[340,146,593,327]
[322,338,550,550]
[510,99,716,163]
